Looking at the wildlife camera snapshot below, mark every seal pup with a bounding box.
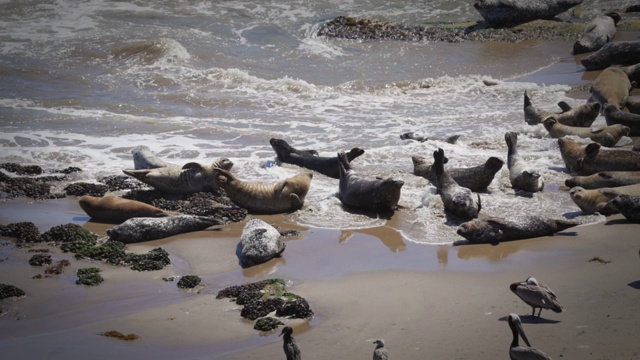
[79,195,171,224]
[505,132,544,192]
[400,132,460,144]
[270,138,363,179]
[524,91,600,127]
[574,143,640,175]
[411,155,503,192]
[279,326,301,360]
[610,194,640,223]
[131,145,170,169]
[508,313,553,360]
[337,151,404,213]
[603,104,640,136]
[457,215,577,244]
[106,214,223,243]
[573,12,621,55]
[212,168,312,214]
[581,41,640,71]
[510,276,564,317]
[432,148,481,219]
[569,184,640,215]
[565,171,640,189]
[122,158,233,194]
[473,0,583,27]
[373,339,389,360]
[625,95,640,115]
[590,66,635,109]
[542,116,629,148]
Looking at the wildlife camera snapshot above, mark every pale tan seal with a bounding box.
[79,195,172,224]
[542,116,629,148]
[131,145,170,170]
[590,66,635,109]
[565,171,640,189]
[557,138,586,173]
[524,91,600,127]
[211,168,313,214]
[569,184,640,215]
[505,132,544,192]
[122,158,233,194]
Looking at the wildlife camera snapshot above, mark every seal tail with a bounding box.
[433,148,445,178]
[553,219,580,233]
[524,91,532,109]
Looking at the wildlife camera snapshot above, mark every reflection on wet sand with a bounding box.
[241,257,286,278]
[338,226,406,252]
[454,241,524,262]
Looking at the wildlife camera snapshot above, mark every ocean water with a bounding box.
[1,0,631,243]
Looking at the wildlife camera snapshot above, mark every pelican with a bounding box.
[508,313,553,360]
[279,326,301,360]
[510,277,563,317]
[373,339,389,360]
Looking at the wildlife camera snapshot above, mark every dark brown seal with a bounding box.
[400,132,460,144]
[432,148,481,219]
[565,171,640,189]
[581,41,640,71]
[603,104,640,136]
[625,95,640,115]
[337,151,404,213]
[79,195,172,224]
[456,215,578,244]
[575,143,640,175]
[411,155,503,192]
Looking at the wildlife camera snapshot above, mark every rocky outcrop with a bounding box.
[238,219,285,268]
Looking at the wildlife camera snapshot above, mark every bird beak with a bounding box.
[516,320,532,347]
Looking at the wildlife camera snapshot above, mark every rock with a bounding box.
[28,254,52,266]
[64,182,108,197]
[254,317,284,331]
[177,275,202,289]
[238,219,285,268]
[76,267,104,286]
[0,284,26,299]
[0,222,41,243]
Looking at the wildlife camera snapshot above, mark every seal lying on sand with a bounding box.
[106,215,222,243]
[212,168,312,214]
[270,138,363,179]
[432,148,481,219]
[456,215,577,244]
[524,91,600,127]
[581,41,640,71]
[411,155,503,193]
[473,0,583,27]
[590,66,635,109]
[505,132,544,192]
[122,158,233,194]
[399,132,460,144]
[573,12,621,55]
[542,117,629,148]
[609,194,640,223]
[569,184,640,215]
[625,95,640,115]
[603,104,640,136]
[574,143,640,175]
[79,195,171,224]
[132,145,170,169]
[565,171,640,189]
[337,151,404,213]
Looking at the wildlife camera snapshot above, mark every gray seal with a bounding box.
[456,215,578,244]
[603,104,640,136]
[132,145,170,169]
[573,12,621,55]
[432,148,481,219]
[621,62,640,84]
[581,41,640,71]
[122,158,233,194]
[212,168,313,214]
[337,151,404,213]
[411,155,503,192]
[525,91,600,126]
[542,116,629,148]
[399,132,460,144]
[473,0,583,27]
[505,132,544,192]
[238,218,285,268]
[610,194,640,223]
[79,195,172,224]
[106,215,222,243]
[590,66,635,109]
[568,185,640,215]
[565,171,640,189]
[625,95,640,115]
[270,138,363,179]
[574,143,640,175]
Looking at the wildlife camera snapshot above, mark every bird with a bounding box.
[508,313,553,360]
[279,326,301,360]
[510,276,563,317]
[372,339,389,360]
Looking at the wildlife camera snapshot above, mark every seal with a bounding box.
[106,214,223,243]
[212,168,313,214]
[603,104,640,136]
[557,138,587,173]
[609,194,640,223]
[590,66,635,109]
[542,116,629,148]
[473,0,583,27]
[621,62,640,84]
[337,151,404,213]
[238,218,285,268]
[569,184,640,215]
[411,155,503,192]
[131,145,170,170]
[399,132,460,144]
[456,215,578,244]
[270,138,363,179]
[523,90,554,125]
[581,41,640,71]
[574,143,640,175]
[432,148,481,219]
[565,171,640,189]
[505,132,544,192]
[122,157,233,194]
[573,12,621,55]
[79,195,172,224]
[524,91,600,126]
[625,95,640,115]
[269,138,319,158]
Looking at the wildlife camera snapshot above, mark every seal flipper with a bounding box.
[585,143,601,158]
[337,151,351,173]
[433,148,445,178]
[289,193,303,211]
[557,101,572,112]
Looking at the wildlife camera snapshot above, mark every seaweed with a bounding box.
[100,330,139,341]
[254,317,284,332]
[177,275,202,289]
[76,267,104,286]
[0,222,41,243]
[28,254,52,266]
[0,283,26,299]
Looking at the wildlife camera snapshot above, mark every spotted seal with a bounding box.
[399,132,460,144]
[505,132,544,192]
[106,215,223,243]
[456,215,578,244]
[270,138,363,179]
[569,184,640,215]
[473,0,583,27]
[625,95,640,115]
[432,148,481,219]
[337,151,404,213]
[411,155,503,192]
[574,143,640,175]
[573,12,621,55]
[590,66,635,109]
[212,168,312,214]
[609,194,640,223]
[542,117,629,148]
[565,171,640,189]
[523,91,599,127]
[603,104,640,136]
[122,158,233,194]
[581,41,640,71]
[79,195,172,224]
